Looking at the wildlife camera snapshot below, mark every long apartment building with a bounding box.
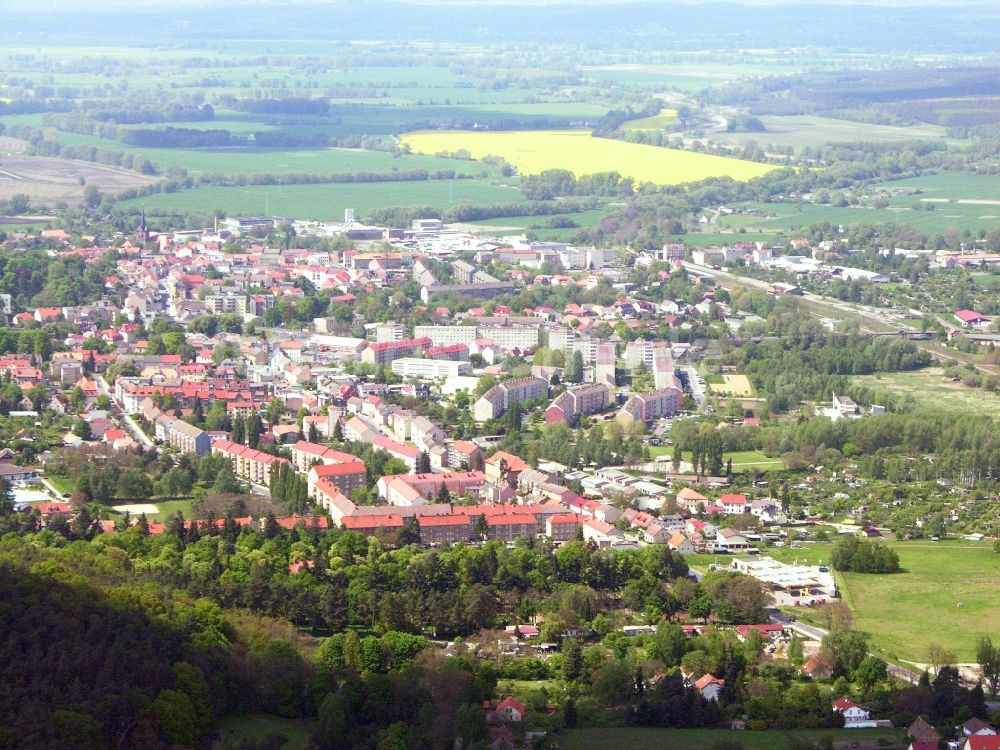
[415,323,540,351]
[212,440,287,486]
[361,337,432,366]
[545,382,613,426]
[291,440,360,473]
[619,386,683,424]
[377,471,487,506]
[473,376,548,422]
[307,461,368,499]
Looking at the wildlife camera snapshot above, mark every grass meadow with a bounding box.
[123,179,525,220]
[853,368,1000,418]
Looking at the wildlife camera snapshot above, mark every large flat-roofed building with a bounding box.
[730,556,836,606]
[415,325,480,347]
[391,357,470,379]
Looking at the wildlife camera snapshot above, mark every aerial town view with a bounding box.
[4,0,1000,748]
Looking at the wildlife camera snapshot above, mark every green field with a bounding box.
[123,179,524,220]
[708,114,952,151]
[402,130,777,186]
[647,448,784,471]
[561,727,904,750]
[709,171,1000,236]
[214,714,313,750]
[715,197,1000,236]
[696,540,1000,663]
[854,367,1000,418]
[840,542,1000,663]
[50,129,488,177]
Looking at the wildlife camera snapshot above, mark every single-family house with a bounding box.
[694,674,725,702]
[832,696,875,729]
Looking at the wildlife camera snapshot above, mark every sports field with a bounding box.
[122,179,524,220]
[708,373,755,397]
[401,130,777,185]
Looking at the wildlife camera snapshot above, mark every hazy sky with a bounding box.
[15,0,996,8]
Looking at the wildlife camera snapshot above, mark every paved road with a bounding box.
[96,374,156,449]
[37,475,66,500]
[768,609,922,685]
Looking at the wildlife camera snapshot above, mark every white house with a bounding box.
[694,674,725,702]
[832,697,876,729]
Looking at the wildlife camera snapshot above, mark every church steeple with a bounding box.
[136,207,148,246]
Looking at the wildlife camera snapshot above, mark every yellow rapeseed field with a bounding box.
[619,108,679,130]
[401,129,775,186]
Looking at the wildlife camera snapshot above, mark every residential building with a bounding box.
[291,441,359,473]
[832,697,875,729]
[377,471,487,506]
[694,674,725,702]
[307,461,368,499]
[618,386,682,425]
[473,376,548,422]
[391,358,471,379]
[418,515,473,544]
[361,337,432,366]
[168,420,211,456]
[545,382,612,426]
[546,513,584,542]
[212,440,286,486]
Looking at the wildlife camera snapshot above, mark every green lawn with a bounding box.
[560,727,904,750]
[214,714,314,750]
[122,179,525,221]
[839,541,1000,663]
[853,367,1000,418]
[695,540,1000,663]
[648,448,784,472]
[148,499,196,522]
[43,474,75,495]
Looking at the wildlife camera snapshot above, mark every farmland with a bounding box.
[0,154,158,206]
[122,179,525,221]
[707,114,952,151]
[402,129,777,185]
[620,108,678,131]
[853,367,1000,418]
